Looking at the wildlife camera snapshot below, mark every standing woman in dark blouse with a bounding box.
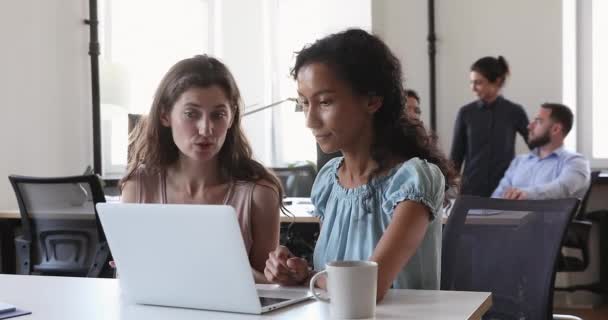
[450,56,529,197]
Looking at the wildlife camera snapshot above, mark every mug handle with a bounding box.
[309,270,329,302]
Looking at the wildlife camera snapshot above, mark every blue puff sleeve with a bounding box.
[382,158,445,220]
[310,157,341,220]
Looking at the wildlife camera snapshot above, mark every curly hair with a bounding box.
[122,55,285,206]
[292,29,458,193]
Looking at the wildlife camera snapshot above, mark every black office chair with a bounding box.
[9,174,112,277]
[271,164,318,265]
[557,172,598,273]
[442,196,579,320]
[555,171,608,297]
[271,164,316,198]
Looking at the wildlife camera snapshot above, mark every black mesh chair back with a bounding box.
[584,172,608,215]
[558,171,600,272]
[271,164,316,198]
[442,196,579,320]
[555,171,608,300]
[8,174,111,277]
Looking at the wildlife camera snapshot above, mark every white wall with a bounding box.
[373,0,563,155]
[0,0,92,209]
[372,0,430,125]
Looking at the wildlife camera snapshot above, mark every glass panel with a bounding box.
[272,0,371,165]
[99,0,210,174]
[562,0,577,151]
[592,0,608,158]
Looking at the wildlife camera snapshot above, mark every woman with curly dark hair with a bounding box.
[120,55,284,283]
[264,29,457,301]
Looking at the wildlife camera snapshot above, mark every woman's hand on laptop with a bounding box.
[264,246,309,286]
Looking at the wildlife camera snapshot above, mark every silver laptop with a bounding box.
[96,203,312,314]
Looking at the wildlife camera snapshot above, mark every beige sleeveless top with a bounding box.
[130,166,255,255]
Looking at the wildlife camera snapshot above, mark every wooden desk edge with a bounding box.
[468,293,492,320]
[0,210,19,219]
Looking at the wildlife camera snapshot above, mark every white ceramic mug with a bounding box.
[309,260,378,319]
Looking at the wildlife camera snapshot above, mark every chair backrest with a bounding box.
[271,164,316,198]
[577,171,600,219]
[442,195,579,320]
[8,174,108,276]
[583,171,608,217]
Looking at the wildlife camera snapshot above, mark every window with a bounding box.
[575,0,608,167]
[592,0,608,159]
[562,0,576,151]
[97,0,371,174]
[270,0,371,166]
[99,0,212,175]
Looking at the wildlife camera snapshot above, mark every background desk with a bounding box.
[280,200,319,263]
[281,198,318,223]
[0,274,491,319]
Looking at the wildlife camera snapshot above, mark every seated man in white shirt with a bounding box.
[492,103,590,200]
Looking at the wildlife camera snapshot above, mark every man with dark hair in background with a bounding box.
[492,103,590,200]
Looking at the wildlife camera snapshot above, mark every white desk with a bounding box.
[1,198,318,223]
[281,197,319,223]
[0,274,491,320]
[0,199,110,220]
[0,209,94,220]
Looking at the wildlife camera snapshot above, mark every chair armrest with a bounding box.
[14,234,31,245]
[87,241,111,278]
[585,209,608,221]
[563,219,592,249]
[14,235,31,275]
[559,219,593,272]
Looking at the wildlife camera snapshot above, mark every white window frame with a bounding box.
[577,0,608,168]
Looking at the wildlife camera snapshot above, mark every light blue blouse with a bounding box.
[311,157,445,289]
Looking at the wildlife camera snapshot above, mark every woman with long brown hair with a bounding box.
[121,55,283,283]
